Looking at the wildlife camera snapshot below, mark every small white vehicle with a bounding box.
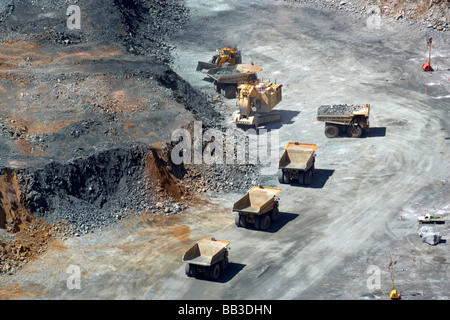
[418,213,443,224]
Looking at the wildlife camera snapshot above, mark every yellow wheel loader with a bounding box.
[233,80,283,128]
[196,46,242,72]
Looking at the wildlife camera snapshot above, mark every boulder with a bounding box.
[418,226,442,245]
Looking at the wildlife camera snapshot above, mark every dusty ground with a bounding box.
[145,0,450,300]
[1,0,449,301]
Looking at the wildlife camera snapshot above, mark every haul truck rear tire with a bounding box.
[298,171,305,185]
[235,213,241,227]
[278,169,284,183]
[209,263,221,281]
[221,85,237,99]
[185,263,197,277]
[325,125,339,138]
[254,215,261,230]
[221,256,229,271]
[283,170,290,184]
[271,207,279,222]
[240,214,247,228]
[347,125,363,138]
[235,213,247,228]
[259,214,271,231]
[304,169,313,185]
[235,213,247,227]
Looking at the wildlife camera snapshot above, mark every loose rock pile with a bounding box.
[317,104,366,115]
[284,0,450,32]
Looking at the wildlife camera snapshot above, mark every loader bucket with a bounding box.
[196,61,218,72]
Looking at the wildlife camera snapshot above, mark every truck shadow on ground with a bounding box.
[424,221,446,225]
[192,262,246,283]
[218,262,246,283]
[309,168,334,189]
[261,110,301,130]
[243,211,299,234]
[364,127,387,138]
[330,127,387,139]
[269,211,299,233]
[287,169,335,189]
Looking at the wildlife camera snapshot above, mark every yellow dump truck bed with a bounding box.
[182,238,230,267]
[279,143,317,171]
[206,62,262,83]
[233,186,282,215]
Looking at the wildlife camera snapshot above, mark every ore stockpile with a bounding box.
[317,104,367,115]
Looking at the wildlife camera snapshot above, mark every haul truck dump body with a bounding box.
[278,142,317,185]
[317,104,370,138]
[206,62,262,98]
[233,186,281,230]
[183,238,230,280]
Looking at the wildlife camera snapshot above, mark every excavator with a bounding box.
[196,46,242,72]
[233,80,283,128]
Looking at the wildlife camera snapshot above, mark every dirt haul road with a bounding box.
[1,0,449,300]
[145,0,450,300]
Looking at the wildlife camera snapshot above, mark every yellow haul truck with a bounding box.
[233,186,281,231]
[317,104,370,138]
[278,142,317,185]
[233,80,283,128]
[183,238,230,281]
[206,62,262,98]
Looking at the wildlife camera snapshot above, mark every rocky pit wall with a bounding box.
[286,0,450,31]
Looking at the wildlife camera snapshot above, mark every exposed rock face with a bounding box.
[285,0,450,31]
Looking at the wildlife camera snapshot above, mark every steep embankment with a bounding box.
[286,0,450,31]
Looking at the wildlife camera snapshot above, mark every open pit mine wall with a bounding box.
[0,0,221,234]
